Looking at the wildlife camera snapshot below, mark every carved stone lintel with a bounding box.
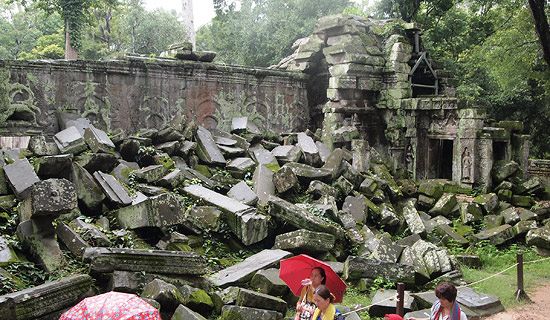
[0,274,92,320]
[83,247,209,276]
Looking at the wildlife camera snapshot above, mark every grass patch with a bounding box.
[338,242,550,319]
[341,287,382,320]
[462,254,550,309]
[458,241,550,310]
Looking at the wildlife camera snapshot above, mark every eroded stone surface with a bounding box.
[83,247,209,275]
[3,159,40,200]
[0,274,92,320]
[273,229,335,254]
[209,249,291,287]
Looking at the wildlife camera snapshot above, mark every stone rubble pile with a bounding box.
[0,116,548,319]
[161,42,217,63]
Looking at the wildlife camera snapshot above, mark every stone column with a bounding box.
[477,133,493,192]
[512,134,530,178]
[321,111,343,150]
[457,108,485,186]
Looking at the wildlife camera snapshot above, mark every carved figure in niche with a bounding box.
[405,144,415,176]
[462,148,473,182]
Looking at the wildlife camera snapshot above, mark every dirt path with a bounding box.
[482,283,550,320]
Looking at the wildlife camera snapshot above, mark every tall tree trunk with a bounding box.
[528,0,550,68]
[65,20,78,60]
[182,0,196,49]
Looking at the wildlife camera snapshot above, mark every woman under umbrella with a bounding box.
[295,267,326,320]
[279,254,347,320]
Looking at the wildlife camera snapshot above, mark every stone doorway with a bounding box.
[428,138,453,179]
[493,141,507,161]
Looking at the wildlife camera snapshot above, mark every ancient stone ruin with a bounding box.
[274,15,531,192]
[0,14,549,320]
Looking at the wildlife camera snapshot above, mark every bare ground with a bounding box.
[482,283,550,320]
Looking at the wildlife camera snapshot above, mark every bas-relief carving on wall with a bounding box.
[211,91,267,132]
[430,109,457,135]
[139,96,170,129]
[405,143,415,177]
[0,69,41,127]
[461,147,473,183]
[417,98,458,110]
[206,90,307,133]
[66,79,112,131]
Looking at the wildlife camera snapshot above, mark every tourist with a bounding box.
[295,267,326,320]
[407,282,467,320]
[311,285,343,320]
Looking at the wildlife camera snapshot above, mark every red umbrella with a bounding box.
[279,254,347,303]
[59,291,161,320]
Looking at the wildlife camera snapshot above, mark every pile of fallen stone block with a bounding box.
[0,116,549,319]
[161,42,217,62]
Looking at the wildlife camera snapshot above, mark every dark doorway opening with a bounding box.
[306,52,329,131]
[428,139,453,179]
[493,141,507,161]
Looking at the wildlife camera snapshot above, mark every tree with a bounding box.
[197,0,351,67]
[18,32,65,59]
[109,0,188,55]
[0,1,64,59]
[527,0,550,68]
[13,0,119,59]
[367,0,549,156]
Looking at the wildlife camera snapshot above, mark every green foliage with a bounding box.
[367,0,550,157]
[18,32,65,59]
[459,244,550,309]
[451,218,473,237]
[156,153,175,170]
[369,276,395,292]
[1,262,48,294]
[341,287,374,320]
[109,0,188,55]
[0,2,63,59]
[201,230,251,270]
[0,204,21,250]
[286,192,311,204]
[16,0,116,51]
[3,0,188,59]
[106,228,135,248]
[196,0,351,67]
[218,310,244,320]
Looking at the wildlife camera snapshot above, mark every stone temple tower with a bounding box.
[182,0,195,48]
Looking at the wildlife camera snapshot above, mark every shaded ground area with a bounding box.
[483,283,550,320]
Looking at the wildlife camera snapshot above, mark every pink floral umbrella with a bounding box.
[59,291,160,320]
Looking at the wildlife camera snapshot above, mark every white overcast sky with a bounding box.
[143,0,216,31]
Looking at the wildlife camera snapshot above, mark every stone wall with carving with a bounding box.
[528,159,550,186]
[0,59,309,136]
